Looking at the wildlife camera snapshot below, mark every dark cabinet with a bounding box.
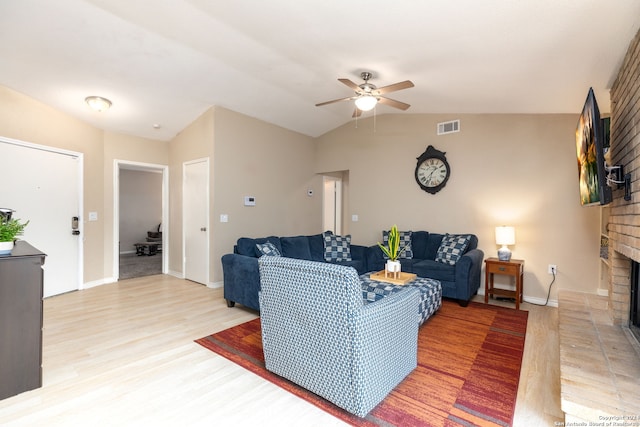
[0,241,46,400]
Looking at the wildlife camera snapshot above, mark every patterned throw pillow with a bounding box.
[323,231,352,262]
[256,242,281,257]
[435,234,472,265]
[381,230,413,259]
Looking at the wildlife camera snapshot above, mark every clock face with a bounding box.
[415,145,450,194]
[416,158,448,188]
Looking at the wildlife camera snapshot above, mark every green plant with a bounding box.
[0,218,29,242]
[377,224,407,261]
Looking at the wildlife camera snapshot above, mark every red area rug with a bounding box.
[196,300,528,426]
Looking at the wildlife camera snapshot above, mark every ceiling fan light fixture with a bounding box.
[355,95,377,111]
[85,96,112,112]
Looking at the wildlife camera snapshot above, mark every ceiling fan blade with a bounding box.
[315,96,354,107]
[338,78,362,92]
[374,80,414,95]
[352,107,362,118]
[378,97,411,110]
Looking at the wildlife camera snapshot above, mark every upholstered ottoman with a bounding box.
[360,273,442,325]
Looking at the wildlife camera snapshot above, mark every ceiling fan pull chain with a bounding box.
[373,106,377,132]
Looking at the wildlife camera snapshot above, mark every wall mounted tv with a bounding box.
[576,87,612,206]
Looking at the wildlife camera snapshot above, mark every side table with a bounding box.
[484,257,524,310]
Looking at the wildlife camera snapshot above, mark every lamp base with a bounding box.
[497,246,512,261]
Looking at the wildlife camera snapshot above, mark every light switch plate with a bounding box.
[89,212,98,221]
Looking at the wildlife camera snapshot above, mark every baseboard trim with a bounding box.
[523,295,558,307]
[168,270,184,279]
[83,277,116,290]
[209,281,223,289]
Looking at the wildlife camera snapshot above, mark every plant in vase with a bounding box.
[0,217,29,255]
[377,224,407,278]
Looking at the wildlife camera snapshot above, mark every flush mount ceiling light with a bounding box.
[85,96,112,112]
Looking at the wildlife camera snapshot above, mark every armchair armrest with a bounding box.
[349,287,420,416]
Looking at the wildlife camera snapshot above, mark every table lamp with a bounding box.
[495,226,515,261]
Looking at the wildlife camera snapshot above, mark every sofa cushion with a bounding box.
[308,233,326,262]
[435,234,472,265]
[409,231,429,259]
[256,242,281,257]
[425,233,445,260]
[237,236,281,257]
[381,230,413,259]
[413,259,456,282]
[280,236,313,260]
[323,231,352,262]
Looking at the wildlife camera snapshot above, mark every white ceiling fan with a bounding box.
[316,71,415,117]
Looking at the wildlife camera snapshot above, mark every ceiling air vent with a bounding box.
[437,120,460,135]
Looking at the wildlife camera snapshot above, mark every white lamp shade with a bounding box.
[354,95,377,111]
[495,226,516,246]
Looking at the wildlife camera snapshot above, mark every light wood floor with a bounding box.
[0,275,563,426]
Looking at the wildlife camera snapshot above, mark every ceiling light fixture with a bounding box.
[354,94,378,112]
[85,96,112,112]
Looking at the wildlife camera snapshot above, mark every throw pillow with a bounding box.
[435,234,472,265]
[323,231,352,262]
[255,242,281,257]
[381,230,413,259]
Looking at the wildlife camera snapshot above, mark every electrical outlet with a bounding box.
[548,264,557,275]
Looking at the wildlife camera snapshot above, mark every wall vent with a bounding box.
[437,120,460,135]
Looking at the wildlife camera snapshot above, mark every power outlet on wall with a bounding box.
[548,264,557,275]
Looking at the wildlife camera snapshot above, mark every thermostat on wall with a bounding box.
[244,196,256,206]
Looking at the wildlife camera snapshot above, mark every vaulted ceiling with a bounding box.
[1,0,639,141]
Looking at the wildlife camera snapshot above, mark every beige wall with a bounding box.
[167,106,320,284]
[0,86,106,283]
[316,113,601,303]
[167,107,215,276]
[211,107,320,283]
[103,132,169,280]
[0,85,169,285]
[0,84,604,302]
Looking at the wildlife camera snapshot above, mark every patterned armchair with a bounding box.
[258,257,420,417]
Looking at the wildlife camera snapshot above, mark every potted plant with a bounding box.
[0,217,29,255]
[377,225,407,277]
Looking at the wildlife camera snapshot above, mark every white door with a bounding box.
[323,176,342,234]
[0,139,81,297]
[183,158,209,285]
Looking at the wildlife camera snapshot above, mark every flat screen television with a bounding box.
[576,87,612,206]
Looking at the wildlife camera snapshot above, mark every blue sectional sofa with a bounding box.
[221,232,368,311]
[222,230,483,310]
[366,231,484,306]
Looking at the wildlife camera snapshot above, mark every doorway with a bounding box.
[0,137,82,298]
[113,160,169,281]
[183,158,209,285]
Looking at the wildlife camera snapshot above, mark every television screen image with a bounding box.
[575,88,612,206]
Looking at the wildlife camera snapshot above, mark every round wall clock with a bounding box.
[415,145,450,194]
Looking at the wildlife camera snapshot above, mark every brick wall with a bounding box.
[608,28,640,323]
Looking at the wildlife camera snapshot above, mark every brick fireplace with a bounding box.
[558,28,640,423]
[607,26,640,331]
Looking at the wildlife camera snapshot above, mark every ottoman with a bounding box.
[360,272,442,326]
